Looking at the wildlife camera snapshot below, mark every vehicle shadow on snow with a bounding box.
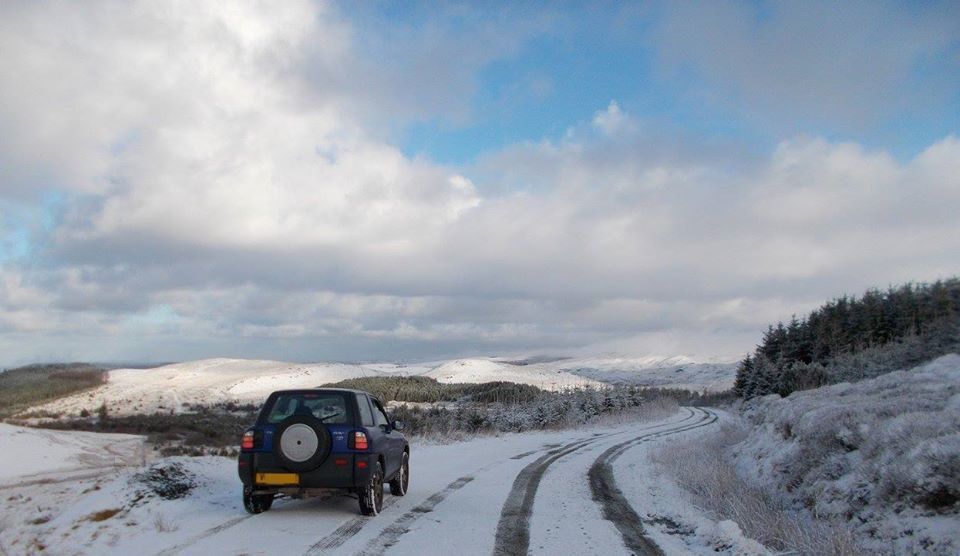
[265,492,362,515]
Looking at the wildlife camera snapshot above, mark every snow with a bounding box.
[24,354,736,417]
[422,358,605,390]
[735,353,960,554]
[557,355,738,392]
[422,355,737,392]
[602,410,771,555]
[0,424,144,485]
[0,456,237,556]
[27,358,383,416]
[0,408,768,555]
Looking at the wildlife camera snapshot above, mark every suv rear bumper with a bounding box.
[238,451,374,490]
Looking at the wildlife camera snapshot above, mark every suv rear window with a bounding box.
[262,392,349,424]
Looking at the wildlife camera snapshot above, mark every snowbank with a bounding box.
[736,353,960,554]
[0,456,237,555]
[0,424,143,483]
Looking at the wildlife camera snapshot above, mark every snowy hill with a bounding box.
[24,354,736,417]
[735,353,960,554]
[422,358,605,390]
[553,355,738,392]
[420,356,736,392]
[28,358,385,417]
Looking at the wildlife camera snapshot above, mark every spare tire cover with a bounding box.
[274,414,332,471]
[280,424,319,462]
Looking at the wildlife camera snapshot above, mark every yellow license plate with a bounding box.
[256,472,299,486]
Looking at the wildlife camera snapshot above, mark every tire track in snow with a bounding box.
[159,491,375,556]
[305,514,367,553]
[153,515,251,556]
[0,436,144,491]
[491,408,700,556]
[0,468,126,491]
[302,497,398,555]
[587,407,718,556]
[305,444,553,556]
[352,475,477,556]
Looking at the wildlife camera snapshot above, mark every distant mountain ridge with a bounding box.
[22,354,736,417]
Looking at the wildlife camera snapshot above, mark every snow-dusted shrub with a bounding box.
[865,413,960,511]
[736,354,960,554]
[653,425,859,555]
[390,386,680,442]
[323,376,543,404]
[133,462,196,500]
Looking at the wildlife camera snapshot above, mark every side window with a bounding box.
[372,399,389,427]
[357,395,375,427]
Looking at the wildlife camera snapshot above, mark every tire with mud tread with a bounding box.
[243,489,274,514]
[358,461,384,516]
[389,451,409,496]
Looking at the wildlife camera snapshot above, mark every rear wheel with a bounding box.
[389,452,409,496]
[358,462,384,516]
[243,489,274,514]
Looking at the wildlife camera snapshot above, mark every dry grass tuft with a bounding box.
[153,513,177,533]
[651,425,860,556]
[85,508,122,522]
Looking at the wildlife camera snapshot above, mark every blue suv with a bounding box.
[238,388,409,515]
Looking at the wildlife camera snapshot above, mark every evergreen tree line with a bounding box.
[388,384,678,438]
[321,375,543,404]
[734,278,960,399]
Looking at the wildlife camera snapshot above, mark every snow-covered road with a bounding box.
[1,408,765,555]
[169,408,726,555]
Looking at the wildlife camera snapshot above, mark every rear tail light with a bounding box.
[350,431,369,450]
[241,431,255,450]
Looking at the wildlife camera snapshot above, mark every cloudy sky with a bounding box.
[1,1,958,366]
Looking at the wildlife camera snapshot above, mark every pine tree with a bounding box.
[733,355,754,398]
[736,278,960,399]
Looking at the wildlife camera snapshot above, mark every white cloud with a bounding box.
[0,2,958,365]
[0,1,480,255]
[592,101,636,136]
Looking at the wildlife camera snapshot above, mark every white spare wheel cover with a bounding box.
[280,423,319,462]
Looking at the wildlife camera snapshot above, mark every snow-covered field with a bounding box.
[736,354,960,554]
[25,355,734,417]
[0,424,144,485]
[0,408,768,555]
